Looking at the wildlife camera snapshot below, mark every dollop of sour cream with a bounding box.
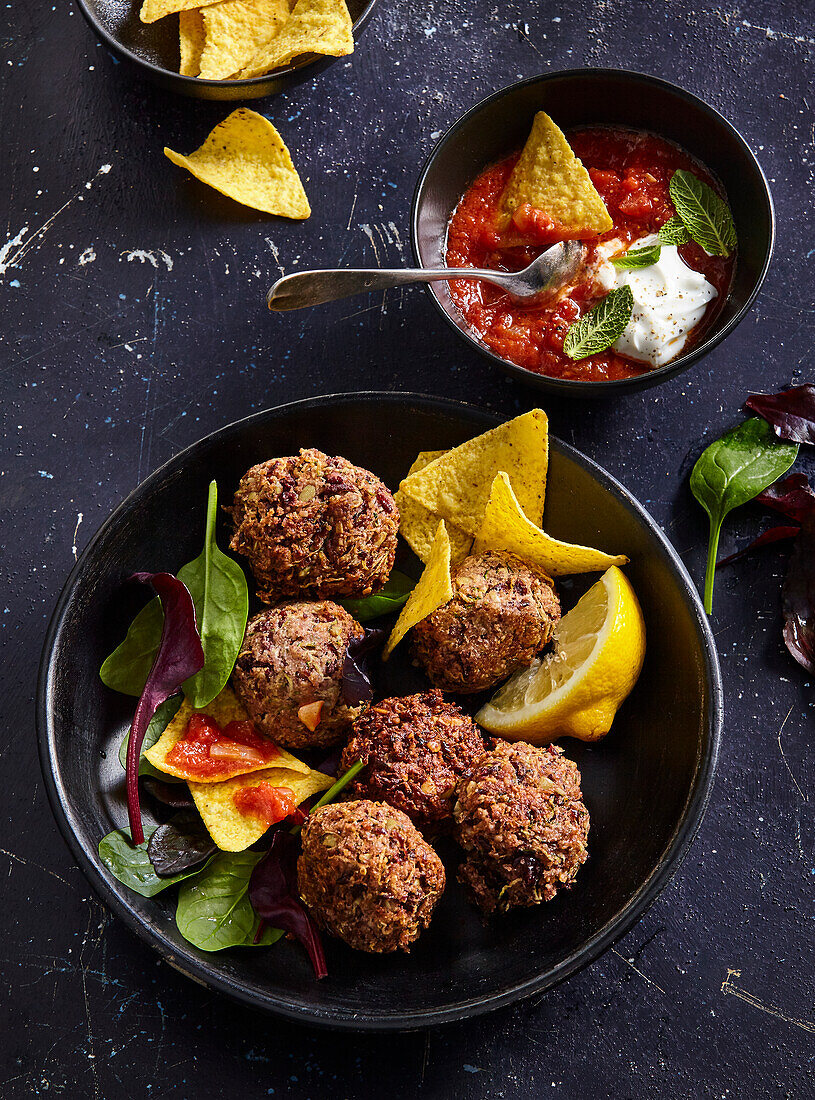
[599,234,718,367]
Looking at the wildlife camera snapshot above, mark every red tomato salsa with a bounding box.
[165,713,281,781]
[233,782,297,826]
[445,127,734,382]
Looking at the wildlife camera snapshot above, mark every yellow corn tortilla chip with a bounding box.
[164,108,310,218]
[474,472,629,576]
[145,686,311,782]
[191,767,333,851]
[199,0,291,80]
[395,451,472,565]
[238,0,353,79]
[384,521,453,659]
[142,0,217,23]
[498,112,612,235]
[398,410,548,538]
[179,10,206,76]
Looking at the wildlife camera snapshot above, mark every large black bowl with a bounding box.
[37,393,721,1029]
[76,0,378,100]
[411,70,774,397]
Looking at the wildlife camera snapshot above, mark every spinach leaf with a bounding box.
[669,170,736,258]
[99,826,211,897]
[118,696,183,782]
[175,851,283,952]
[690,418,798,613]
[338,570,414,621]
[563,285,634,360]
[99,480,249,708]
[176,480,249,709]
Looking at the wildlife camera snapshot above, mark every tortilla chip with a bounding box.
[238,0,353,79]
[145,686,310,782]
[191,767,333,851]
[395,451,472,565]
[398,410,548,538]
[474,472,628,576]
[179,10,206,76]
[199,0,291,80]
[142,0,215,23]
[164,108,310,218]
[498,112,612,235]
[384,521,453,659]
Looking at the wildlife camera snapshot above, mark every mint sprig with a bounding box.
[612,242,662,270]
[657,216,691,247]
[563,285,634,361]
[669,170,736,257]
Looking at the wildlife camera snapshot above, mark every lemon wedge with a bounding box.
[476,566,645,743]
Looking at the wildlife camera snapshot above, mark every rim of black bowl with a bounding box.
[75,0,379,92]
[36,392,723,1030]
[410,69,775,398]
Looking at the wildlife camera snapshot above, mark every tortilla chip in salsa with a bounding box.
[498,112,612,236]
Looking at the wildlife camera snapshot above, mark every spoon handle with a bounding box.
[266,267,503,311]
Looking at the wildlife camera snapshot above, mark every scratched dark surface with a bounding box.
[2,1,814,1096]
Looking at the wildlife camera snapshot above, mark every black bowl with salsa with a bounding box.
[411,70,774,397]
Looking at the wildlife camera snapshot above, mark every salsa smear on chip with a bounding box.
[446,114,736,382]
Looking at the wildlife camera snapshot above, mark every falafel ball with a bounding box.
[341,690,484,833]
[411,550,560,693]
[453,740,589,914]
[228,448,399,603]
[298,800,446,953]
[231,601,365,750]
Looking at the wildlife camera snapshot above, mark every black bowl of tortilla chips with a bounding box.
[77,0,379,99]
[411,69,774,398]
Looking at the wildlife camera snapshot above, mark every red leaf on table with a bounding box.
[756,472,815,523]
[782,517,815,674]
[125,573,204,844]
[718,525,800,567]
[745,384,815,445]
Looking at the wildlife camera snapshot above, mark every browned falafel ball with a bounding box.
[297,800,446,953]
[453,740,589,914]
[411,550,560,693]
[231,601,365,750]
[341,690,485,833]
[228,448,399,603]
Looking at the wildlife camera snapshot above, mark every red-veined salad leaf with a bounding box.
[126,572,204,845]
[756,472,815,522]
[342,628,386,707]
[718,525,800,567]
[745,384,815,446]
[147,813,217,877]
[782,516,815,674]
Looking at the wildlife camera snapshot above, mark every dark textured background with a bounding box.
[2,1,814,1096]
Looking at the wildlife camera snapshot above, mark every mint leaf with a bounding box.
[563,285,634,361]
[612,243,661,270]
[657,216,691,247]
[669,170,736,257]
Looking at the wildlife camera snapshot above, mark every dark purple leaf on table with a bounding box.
[249,830,327,979]
[756,473,815,523]
[342,627,386,707]
[782,518,815,674]
[746,384,815,445]
[126,572,204,845]
[142,778,195,809]
[147,812,216,877]
[718,525,800,567]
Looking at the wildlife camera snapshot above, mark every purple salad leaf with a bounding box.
[718,525,800,567]
[782,516,815,675]
[756,472,815,523]
[746,384,815,445]
[341,628,386,707]
[147,812,216,877]
[126,572,204,845]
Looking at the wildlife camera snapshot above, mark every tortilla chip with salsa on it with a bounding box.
[238,0,353,79]
[474,472,629,577]
[199,0,292,80]
[384,520,453,658]
[190,766,333,851]
[164,109,310,218]
[398,410,548,538]
[498,112,612,237]
[395,451,473,566]
[145,686,311,782]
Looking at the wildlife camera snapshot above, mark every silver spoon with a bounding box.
[266,240,587,311]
